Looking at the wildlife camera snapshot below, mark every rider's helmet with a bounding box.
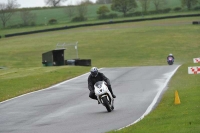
[90,67,98,77]
[169,53,173,56]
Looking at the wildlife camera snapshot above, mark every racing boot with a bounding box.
[112,94,116,98]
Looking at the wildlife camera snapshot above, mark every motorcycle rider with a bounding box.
[88,67,116,102]
[167,53,175,61]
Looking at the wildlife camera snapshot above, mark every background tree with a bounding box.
[181,0,199,10]
[64,5,76,18]
[96,0,112,4]
[20,10,36,26]
[152,0,167,11]
[139,0,151,13]
[82,0,94,5]
[76,1,88,18]
[111,0,137,16]
[97,5,110,17]
[0,0,20,28]
[45,0,67,7]
[72,0,91,22]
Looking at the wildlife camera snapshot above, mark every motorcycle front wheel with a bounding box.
[102,96,112,112]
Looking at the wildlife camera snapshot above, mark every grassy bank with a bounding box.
[0,66,89,101]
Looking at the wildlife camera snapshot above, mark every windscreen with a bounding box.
[94,81,103,87]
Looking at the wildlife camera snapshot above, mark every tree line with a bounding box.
[0,0,199,28]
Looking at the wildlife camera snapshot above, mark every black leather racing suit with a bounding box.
[88,72,114,100]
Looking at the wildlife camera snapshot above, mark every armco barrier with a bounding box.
[5,13,200,38]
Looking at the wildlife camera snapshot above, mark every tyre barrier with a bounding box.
[65,60,76,66]
[193,21,200,24]
[75,59,91,66]
[65,59,91,66]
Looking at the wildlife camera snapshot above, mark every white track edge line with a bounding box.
[0,72,90,104]
[0,68,104,104]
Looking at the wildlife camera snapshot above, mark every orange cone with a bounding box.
[174,90,181,105]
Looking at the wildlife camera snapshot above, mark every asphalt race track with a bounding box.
[0,65,179,133]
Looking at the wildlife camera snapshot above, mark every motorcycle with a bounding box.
[167,57,174,65]
[94,81,114,112]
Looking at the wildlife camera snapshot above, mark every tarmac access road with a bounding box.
[0,65,180,133]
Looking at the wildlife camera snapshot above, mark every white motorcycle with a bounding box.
[94,81,114,112]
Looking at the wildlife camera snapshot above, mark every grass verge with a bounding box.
[0,66,89,101]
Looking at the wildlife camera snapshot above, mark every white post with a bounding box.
[75,41,79,59]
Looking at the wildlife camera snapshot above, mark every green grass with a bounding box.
[0,16,200,132]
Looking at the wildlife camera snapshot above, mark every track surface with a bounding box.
[0,66,179,133]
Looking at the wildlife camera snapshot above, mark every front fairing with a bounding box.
[168,57,173,61]
[94,81,114,105]
[94,81,113,99]
[94,81,108,95]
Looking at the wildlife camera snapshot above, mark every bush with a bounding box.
[8,24,25,28]
[163,8,171,13]
[48,19,57,24]
[97,5,110,16]
[157,9,164,13]
[149,10,158,15]
[147,8,171,15]
[8,22,36,28]
[108,13,118,18]
[98,14,107,19]
[124,13,134,17]
[174,7,182,12]
[30,22,36,26]
[134,11,142,16]
[194,6,200,10]
[125,12,143,17]
[98,13,118,19]
[72,16,87,22]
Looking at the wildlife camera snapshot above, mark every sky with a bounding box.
[0,0,97,8]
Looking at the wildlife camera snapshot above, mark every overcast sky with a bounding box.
[0,0,97,8]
